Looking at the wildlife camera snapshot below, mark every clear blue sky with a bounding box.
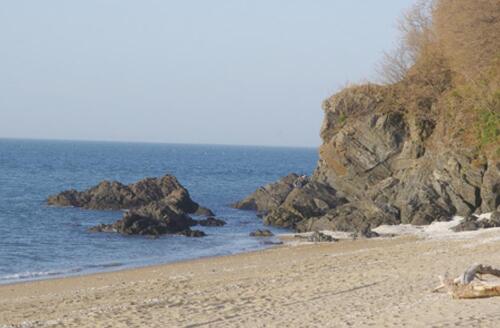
[0,0,414,147]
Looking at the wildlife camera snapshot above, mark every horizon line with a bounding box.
[0,136,319,150]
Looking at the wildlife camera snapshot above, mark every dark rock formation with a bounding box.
[178,229,206,237]
[453,211,500,232]
[451,216,480,232]
[311,86,498,231]
[307,231,338,242]
[249,229,274,237]
[88,202,201,236]
[295,201,398,233]
[48,174,213,216]
[233,174,305,213]
[262,240,283,245]
[193,206,215,217]
[234,175,348,229]
[481,162,500,213]
[492,211,500,223]
[51,174,213,237]
[353,224,380,239]
[197,217,226,227]
[234,84,499,233]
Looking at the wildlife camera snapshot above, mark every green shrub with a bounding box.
[478,109,500,146]
[338,113,347,125]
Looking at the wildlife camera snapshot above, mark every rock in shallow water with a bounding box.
[249,229,274,237]
[178,229,206,237]
[47,174,213,216]
[232,173,302,213]
[50,174,213,237]
[88,202,200,236]
[197,217,226,227]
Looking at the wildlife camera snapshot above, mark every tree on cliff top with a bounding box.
[377,0,435,84]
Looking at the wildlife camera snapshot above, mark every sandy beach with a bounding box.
[2,227,500,328]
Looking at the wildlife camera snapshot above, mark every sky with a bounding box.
[0,0,414,147]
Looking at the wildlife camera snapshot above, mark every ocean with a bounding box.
[0,139,317,284]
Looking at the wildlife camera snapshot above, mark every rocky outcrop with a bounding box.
[249,229,274,237]
[232,174,306,213]
[311,85,498,230]
[307,231,338,242]
[48,174,213,216]
[295,202,391,236]
[234,175,348,229]
[234,84,499,233]
[197,217,226,227]
[481,161,500,213]
[51,174,214,237]
[453,211,500,232]
[89,202,202,236]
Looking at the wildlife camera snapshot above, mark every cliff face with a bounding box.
[310,83,498,230]
[234,83,498,233]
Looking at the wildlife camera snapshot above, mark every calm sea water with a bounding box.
[0,139,317,283]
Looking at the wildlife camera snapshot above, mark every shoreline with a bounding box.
[3,228,500,327]
[0,243,281,288]
[2,214,488,287]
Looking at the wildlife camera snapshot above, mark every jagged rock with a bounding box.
[249,229,274,237]
[197,217,226,227]
[481,161,500,213]
[491,211,500,223]
[478,213,500,229]
[178,229,206,237]
[193,206,215,217]
[452,216,480,232]
[50,174,214,237]
[259,179,347,229]
[453,212,500,232]
[312,85,496,229]
[263,207,303,229]
[54,175,214,237]
[48,174,213,216]
[232,174,305,213]
[295,202,398,233]
[278,180,347,218]
[235,84,498,233]
[352,223,380,239]
[88,224,116,233]
[307,231,338,242]
[89,202,197,236]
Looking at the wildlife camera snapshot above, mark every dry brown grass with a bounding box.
[434,0,500,82]
[375,0,499,157]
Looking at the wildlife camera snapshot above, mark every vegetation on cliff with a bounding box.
[378,0,499,157]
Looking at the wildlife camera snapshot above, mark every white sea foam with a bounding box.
[0,262,125,284]
[0,270,72,281]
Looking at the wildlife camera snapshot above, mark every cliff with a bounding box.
[234,0,499,233]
